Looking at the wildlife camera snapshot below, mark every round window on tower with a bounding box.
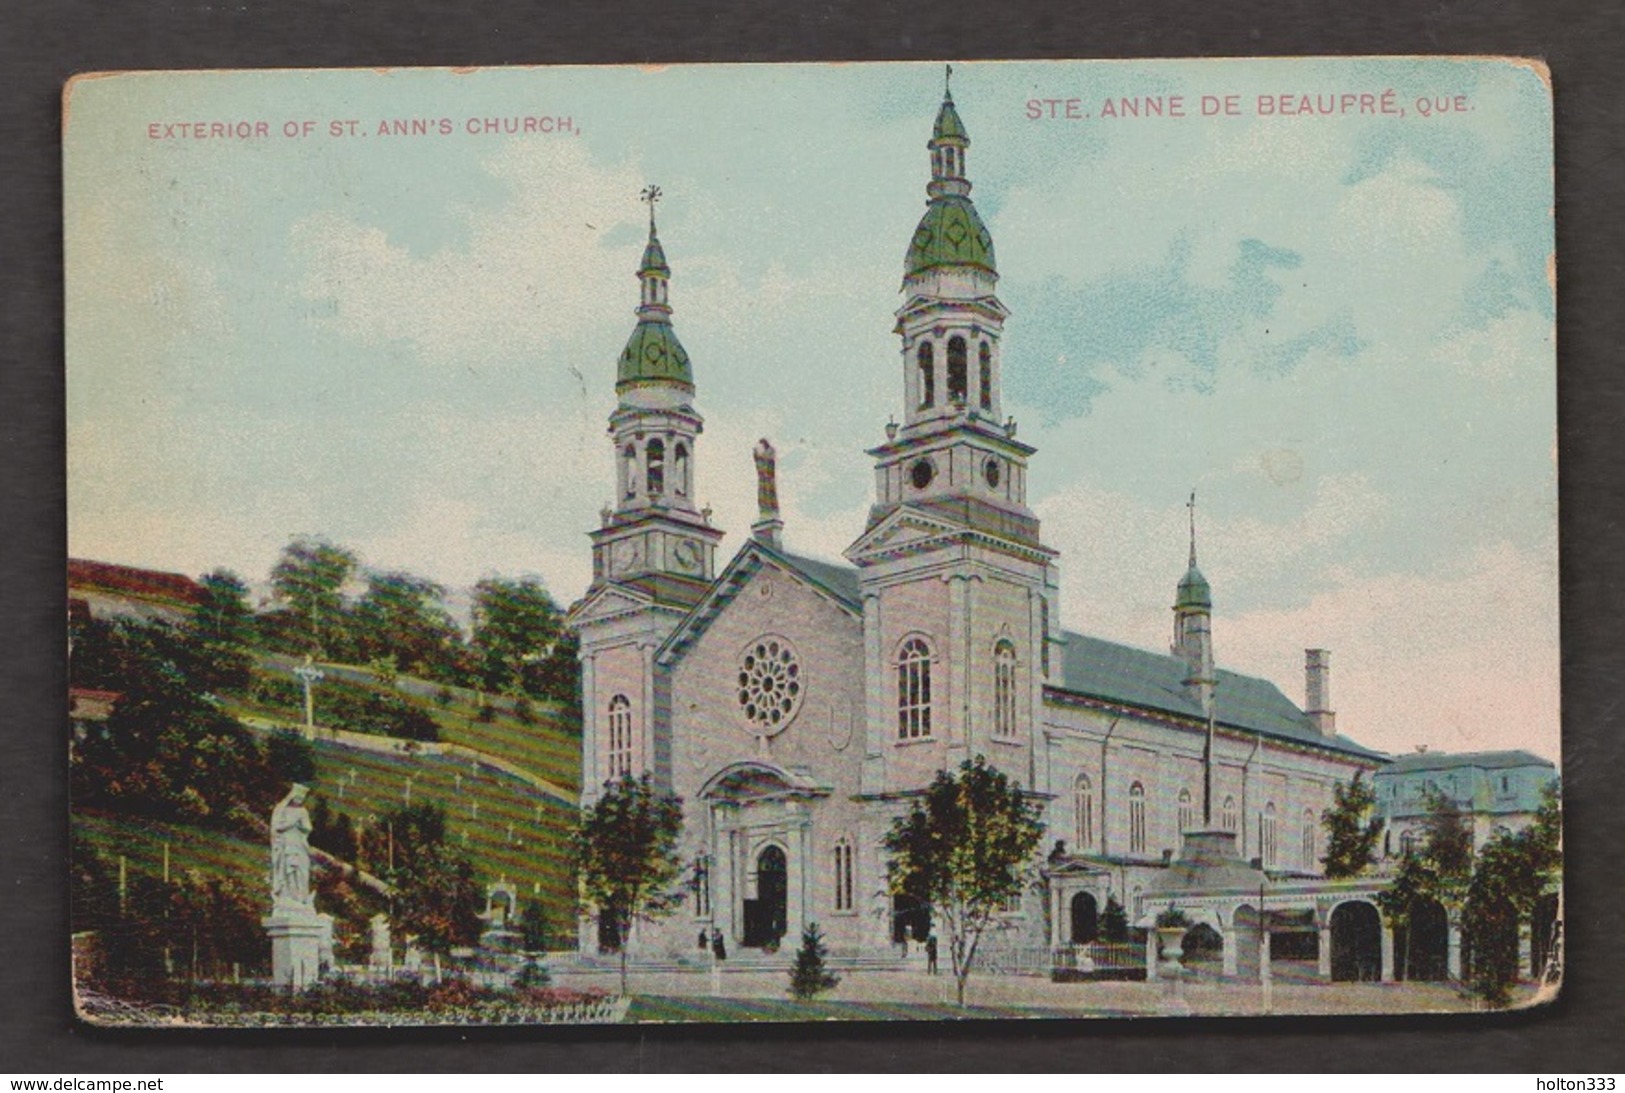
[910,458,935,491]
[984,457,1001,489]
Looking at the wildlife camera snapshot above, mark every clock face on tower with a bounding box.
[672,538,703,575]
[609,538,642,576]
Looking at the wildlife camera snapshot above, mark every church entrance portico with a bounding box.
[698,760,830,951]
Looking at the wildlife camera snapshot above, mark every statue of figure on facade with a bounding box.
[270,783,315,910]
[753,438,779,517]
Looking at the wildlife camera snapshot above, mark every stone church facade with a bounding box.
[567,83,1387,961]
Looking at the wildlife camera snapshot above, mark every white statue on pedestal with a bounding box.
[271,784,314,911]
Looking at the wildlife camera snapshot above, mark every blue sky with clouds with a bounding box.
[65,58,1557,761]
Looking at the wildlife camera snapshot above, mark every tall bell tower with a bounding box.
[847,71,1060,796]
[569,188,723,805]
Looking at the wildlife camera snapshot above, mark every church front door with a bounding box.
[743,844,788,948]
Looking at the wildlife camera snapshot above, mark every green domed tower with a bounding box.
[588,187,722,594]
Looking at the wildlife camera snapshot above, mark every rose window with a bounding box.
[737,636,803,735]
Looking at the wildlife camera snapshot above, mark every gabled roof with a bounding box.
[1054,631,1388,762]
[1380,749,1555,774]
[656,540,862,667]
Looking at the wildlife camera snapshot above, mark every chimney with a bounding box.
[1305,648,1335,736]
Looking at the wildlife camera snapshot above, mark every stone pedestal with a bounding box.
[264,910,333,990]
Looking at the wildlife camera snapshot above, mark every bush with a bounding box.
[788,923,841,1000]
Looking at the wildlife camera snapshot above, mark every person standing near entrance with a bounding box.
[711,926,727,961]
[926,933,939,975]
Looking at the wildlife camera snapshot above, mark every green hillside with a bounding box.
[303,735,577,915]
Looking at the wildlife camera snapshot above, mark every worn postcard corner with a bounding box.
[65,57,1559,1028]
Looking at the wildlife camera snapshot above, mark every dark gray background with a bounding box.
[3,0,1621,1072]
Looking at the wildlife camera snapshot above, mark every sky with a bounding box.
[64,59,1558,763]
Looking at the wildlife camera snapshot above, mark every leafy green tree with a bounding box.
[471,576,565,698]
[1375,787,1476,980]
[1320,771,1384,878]
[70,618,282,832]
[1101,893,1130,943]
[270,536,357,656]
[266,728,317,784]
[1462,781,1561,1006]
[189,569,255,692]
[788,922,841,1000]
[352,570,464,681]
[573,773,685,994]
[520,898,552,953]
[377,803,483,955]
[881,755,1046,1007]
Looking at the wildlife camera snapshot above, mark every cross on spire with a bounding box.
[640,184,663,230]
[1187,489,1198,568]
[944,63,953,99]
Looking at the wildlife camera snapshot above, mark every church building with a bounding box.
[567,80,1388,962]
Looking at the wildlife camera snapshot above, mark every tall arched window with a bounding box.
[833,837,855,912]
[673,442,690,497]
[606,694,633,778]
[1261,803,1278,867]
[992,639,1018,738]
[1302,808,1318,872]
[623,444,637,498]
[917,342,935,409]
[896,637,933,739]
[645,438,665,495]
[1074,774,1095,851]
[1177,788,1195,835]
[947,336,968,404]
[1221,795,1238,832]
[978,341,993,410]
[1129,782,1147,854]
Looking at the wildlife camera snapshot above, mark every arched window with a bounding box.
[606,694,633,778]
[1221,795,1238,833]
[992,639,1018,738]
[896,637,933,739]
[978,341,993,410]
[1129,782,1147,854]
[947,336,968,404]
[1177,788,1195,835]
[623,444,637,498]
[1261,803,1278,867]
[1302,808,1318,872]
[645,438,665,495]
[917,342,935,409]
[673,442,689,497]
[1074,774,1095,850]
[833,837,855,912]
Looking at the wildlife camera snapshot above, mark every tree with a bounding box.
[1320,771,1384,878]
[352,570,464,681]
[520,898,552,953]
[1101,893,1130,943]
[471,576,564,698]
[788,922,841,1000]
[190,569,255,692]
[881,755,1046,1007]
[572,773,685,995]
[1375,787,1477,980]
[1462,781,1562,1006]
[269,536,357,656]
[378,804,483,955]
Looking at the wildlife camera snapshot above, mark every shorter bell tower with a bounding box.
[570,187,723,805]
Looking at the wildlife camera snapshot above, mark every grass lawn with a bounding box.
[73,811,268,884]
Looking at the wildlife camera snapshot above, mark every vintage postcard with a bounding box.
[64,58,1558,1027]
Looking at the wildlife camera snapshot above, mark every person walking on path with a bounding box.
[926,934,939,975]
